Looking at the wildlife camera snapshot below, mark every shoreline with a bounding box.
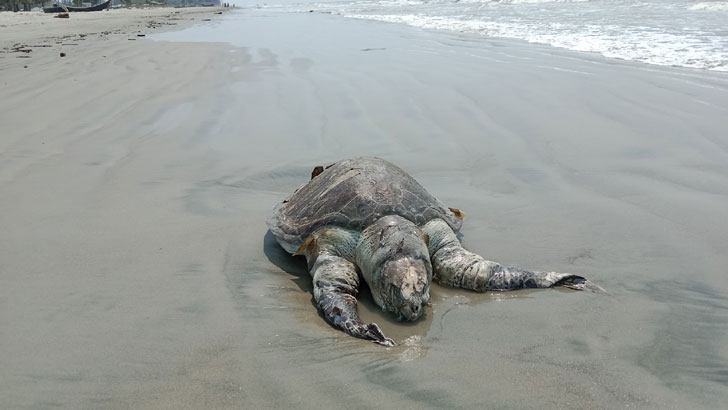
[346,10,728,79]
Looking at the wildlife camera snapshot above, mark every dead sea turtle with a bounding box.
[267,157,590,346]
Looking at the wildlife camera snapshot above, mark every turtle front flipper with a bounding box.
[422,219,591,291]
[312,253,395,347]
[299,229,396,347]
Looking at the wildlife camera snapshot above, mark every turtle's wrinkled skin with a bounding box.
[267,157,592,347]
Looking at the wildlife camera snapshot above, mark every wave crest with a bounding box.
[689,2,728,11]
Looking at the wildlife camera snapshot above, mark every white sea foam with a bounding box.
[383,0,593,4]
[689,1,728,11]
[487,0,593,3]
[343,12,728,71]
[282,0,728,71]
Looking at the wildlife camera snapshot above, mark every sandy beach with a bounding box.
[2,6,728,410]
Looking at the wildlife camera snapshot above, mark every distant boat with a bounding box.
[43,0,111,13]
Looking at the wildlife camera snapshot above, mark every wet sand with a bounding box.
[2,8,728,410]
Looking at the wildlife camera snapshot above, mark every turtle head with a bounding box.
[380,256,431,321]
[357,215,432,321]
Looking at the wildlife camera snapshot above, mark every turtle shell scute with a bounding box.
[267,157,463,254]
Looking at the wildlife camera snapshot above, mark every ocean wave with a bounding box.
[689,2,728,11]
[282,0,728,72]
[344,13,728,71]
[428,0,594,3]
[485,0,593,3]
[411,0,594,4]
